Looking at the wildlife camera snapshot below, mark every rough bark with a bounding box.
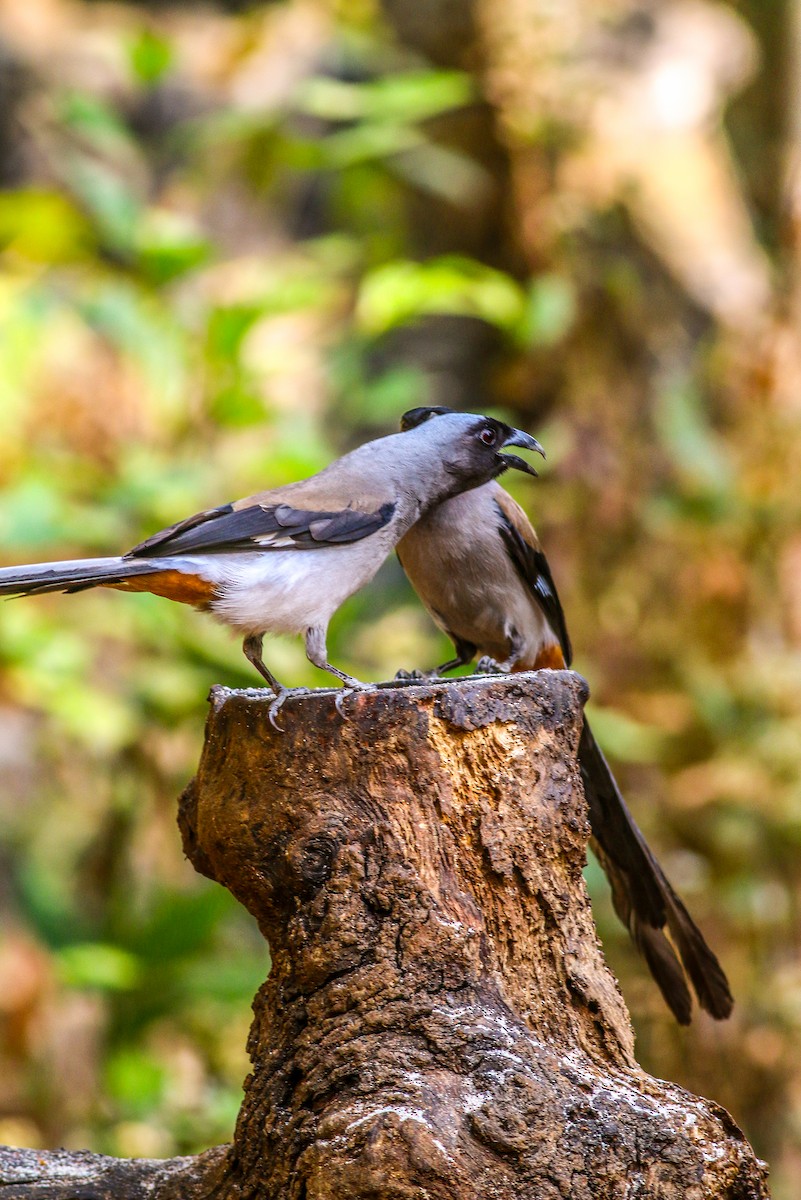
[0,673,769,1198]
[0,1146,227,1199]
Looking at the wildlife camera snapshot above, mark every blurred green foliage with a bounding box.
[0,1,799,1196]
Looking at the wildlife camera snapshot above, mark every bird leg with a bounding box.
[395,637,476,681]
[436,653,474,675]
[305,626,374,717]
[242,633,285,692]
[430,637,477,677]
[476,631,524,675]
[242,633,313,731]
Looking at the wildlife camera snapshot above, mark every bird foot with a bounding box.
[268,686,315,731]
[475,656,499,674]
[475,656,510,675]
[334,678,376,718]
[394,668,427,682]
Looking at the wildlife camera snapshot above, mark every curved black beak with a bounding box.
[503,428,546,459]
[497,452,540,478]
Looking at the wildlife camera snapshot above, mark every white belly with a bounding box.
[190,546,381,636]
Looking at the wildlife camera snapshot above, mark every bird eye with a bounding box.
[479,427,497,447]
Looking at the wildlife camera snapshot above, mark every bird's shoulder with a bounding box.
[491,486,542,552]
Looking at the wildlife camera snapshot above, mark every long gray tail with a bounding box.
[579,719,733,1024]
[0,557,161,597]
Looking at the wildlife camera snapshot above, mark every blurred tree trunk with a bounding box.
[0,676,769,1198]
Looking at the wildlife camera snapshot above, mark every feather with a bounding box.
[580,722,732,1021]
[493,494,573,666]
[127,500,396,557]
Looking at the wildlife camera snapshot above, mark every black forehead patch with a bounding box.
[400,405,455,431]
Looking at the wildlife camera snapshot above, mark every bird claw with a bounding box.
[268,686,314,731]
[394,668,426,681]
[335,679,376,718]
[268,675,375,726]
[268,692,288,731]
[475,656,505,675]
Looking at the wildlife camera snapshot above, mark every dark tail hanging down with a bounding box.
[579,720,733,1024]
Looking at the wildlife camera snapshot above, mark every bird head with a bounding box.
[400,406,545,481]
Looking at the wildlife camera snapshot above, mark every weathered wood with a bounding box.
[0,673,769,1198]
[0,1145,227,1198]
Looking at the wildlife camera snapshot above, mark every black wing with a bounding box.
[127,504,235,557]
[494,500,573,666]
[127,501,396,559]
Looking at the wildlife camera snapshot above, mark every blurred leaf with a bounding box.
[15,860,91,949]
[0,477,72,547]
[586,705,667,763]
[206,305,263,361]
[329,340,426,424]
[128,28,175,86]
[391,141,492,205]
[357,256,525,335]
[129,657,209,719]
[77,282,186,413]
[295,71,476,178]
[57,943,141,990]
[39,684,136,753]
[135,209,211,284]
[208,385,267,428]
[315,122,423,169]
[518,274,577,346]
[106,1048,166,1115]
[59,91,136,159]
[0,191,93,263]
[180,953,269,1004]
[65,158,141,256]
[0,473,123,550]
[123,887,235,964]
[654,378,734,499]
[295,70,474,125]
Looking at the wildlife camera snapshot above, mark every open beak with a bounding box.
[497,428,545,476]
[497,452,540,478]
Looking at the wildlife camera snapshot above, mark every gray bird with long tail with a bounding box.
[0,411,543,724]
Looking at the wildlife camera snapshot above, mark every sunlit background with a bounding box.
[0,0,799,1192]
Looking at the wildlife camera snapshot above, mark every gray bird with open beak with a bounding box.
[0,411,542,724]
[397,404,732,1025]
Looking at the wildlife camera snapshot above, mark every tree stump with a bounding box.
[0,672,769,1199]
